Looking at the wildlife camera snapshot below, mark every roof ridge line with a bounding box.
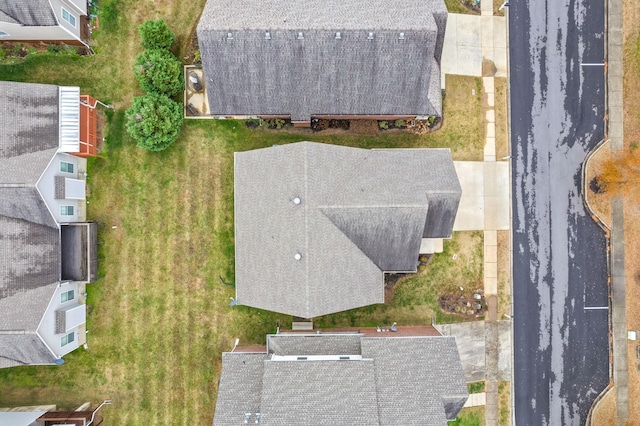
[304,143,310,317]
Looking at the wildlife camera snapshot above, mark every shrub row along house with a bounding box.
[0,81,99,368]
[196,0,447,126]
[0,0,91,48]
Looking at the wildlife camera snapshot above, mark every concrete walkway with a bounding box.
[465,392,487,408]
[440,10,507,81]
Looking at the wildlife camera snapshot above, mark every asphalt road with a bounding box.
[509,0,610,424]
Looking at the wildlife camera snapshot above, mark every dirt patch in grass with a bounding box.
[496,230,511,317]
[494,77,509,160]
[349,119,380,135]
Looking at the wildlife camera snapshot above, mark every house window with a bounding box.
[61,290,74,303]
[61,8,76,27]
[60,161,74,173]
[60,205,74,216]
[0,30,9,37]
[61,332,75,346]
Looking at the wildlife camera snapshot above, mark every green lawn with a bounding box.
[451,407,486,426]
[0,0,485,423]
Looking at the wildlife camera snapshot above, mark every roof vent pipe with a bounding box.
[367,32,374,40]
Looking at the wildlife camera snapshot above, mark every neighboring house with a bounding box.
[0,81,100,368]
[0,0,91,47]
[197,0,447,125]
[234,142,461,318]
[214,326,469,425]
[0,403,106,426]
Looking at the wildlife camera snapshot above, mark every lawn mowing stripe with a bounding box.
[156,150,184,425]
[143,160,173,424]
[127,150,154,425]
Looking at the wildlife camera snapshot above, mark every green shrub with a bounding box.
[125,94,183,151]
[134,49,183,96]
[138,19,175,50]
[378,120,388,130]
[394,119,406,128]
[47,44,64,54]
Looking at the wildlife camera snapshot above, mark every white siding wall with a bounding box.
[65,0,88,14]
[0,0,85,42]
[37,153,84,223]
[37,281,85,358]
[50,0,82,40]
[0,21,74,42]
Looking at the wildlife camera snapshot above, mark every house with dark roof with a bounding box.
[197,0,447,126]
[0,0,91,47]
[0,81,100,368]
[214,326,469,425]
[234,142,461,318]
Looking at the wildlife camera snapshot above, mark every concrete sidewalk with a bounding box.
[442,2,511,424]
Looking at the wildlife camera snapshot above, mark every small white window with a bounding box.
[60,161,74,173]
[61,8,76,27]
[61,290,74,303]
[61,332,75,346]
[0,29,9,37]
[60,205,74,216]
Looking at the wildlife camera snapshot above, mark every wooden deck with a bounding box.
[77,96,99,157]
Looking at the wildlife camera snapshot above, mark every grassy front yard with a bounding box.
[0,0,485,423]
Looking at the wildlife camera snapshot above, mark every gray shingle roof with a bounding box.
[0,0,57,26]
[361,337,469,422]
[214,334,468,426]
[0,81,65,368]
[261,360,379,425]
[0,334,57,368]
[234,142,461,318]
[0,81,59,185]
[199,0,445,30]
[214,353,268,425]
[267,334,362,355]
[197,0,447,121]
